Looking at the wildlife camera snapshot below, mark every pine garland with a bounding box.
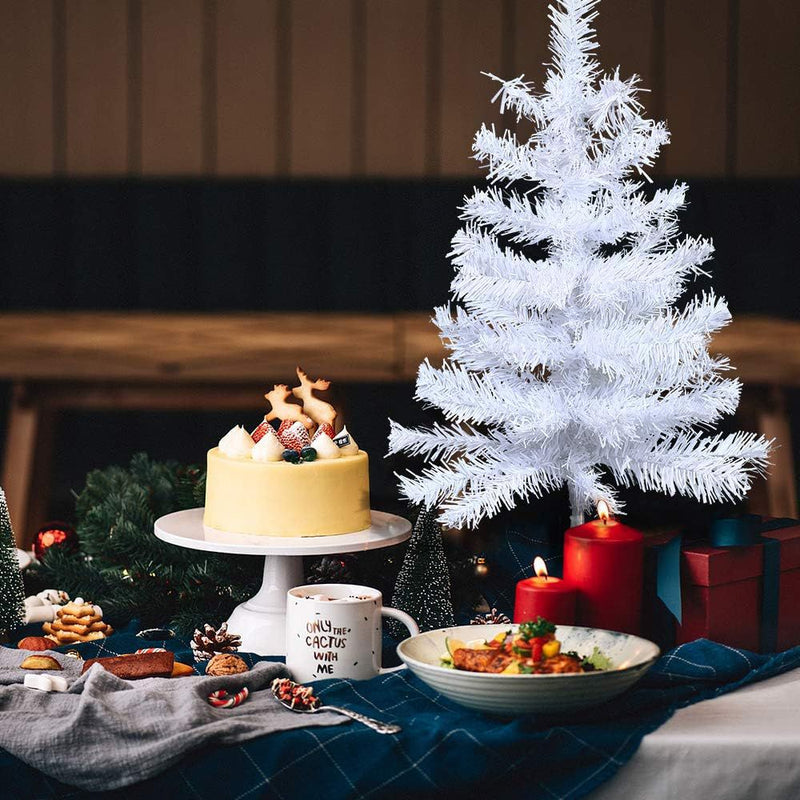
[31,454,262,636]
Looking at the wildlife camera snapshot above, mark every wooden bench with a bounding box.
[1,312,797,545]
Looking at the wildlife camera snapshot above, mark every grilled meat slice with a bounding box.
[534,654,584,674]
[452,647,513,673]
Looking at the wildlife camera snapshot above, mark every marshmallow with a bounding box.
[24,605,57,624]
[37,589,69,605]
[24,674,68,692]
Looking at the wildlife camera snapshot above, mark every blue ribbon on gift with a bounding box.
[654,533,683,624]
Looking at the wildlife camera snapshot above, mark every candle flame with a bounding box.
[533,556,548,579]
[597,500,611,523]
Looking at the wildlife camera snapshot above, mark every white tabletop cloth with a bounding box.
[588,668,800,800]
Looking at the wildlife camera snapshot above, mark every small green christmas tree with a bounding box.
[0,488,25,632]
[390,508,455,633]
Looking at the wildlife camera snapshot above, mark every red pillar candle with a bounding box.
[514,557,577,625]
[563,502,644,634]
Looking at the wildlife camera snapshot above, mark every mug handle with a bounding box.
[379,607,420,674]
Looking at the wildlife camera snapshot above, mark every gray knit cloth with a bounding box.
[0,647,345,791]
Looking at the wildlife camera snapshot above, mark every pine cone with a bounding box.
[190,622,242,662]
[470,607,511,625]
[306,556,352,585]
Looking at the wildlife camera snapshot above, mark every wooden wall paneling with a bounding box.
[512,0,550,82]
[364,0,427,176]
[65,0,128,175]
[439,0,505,176]
[594,0,656,172]
[289,0,354,176]
[594,0,655,88]
[140,0,205,174]
[216,0,279,175]
[0,2,54,175]
[508,0,551,156]
[737,0,800,176]
[661,1,728,177]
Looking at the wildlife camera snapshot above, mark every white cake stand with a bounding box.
[154,508,411,656]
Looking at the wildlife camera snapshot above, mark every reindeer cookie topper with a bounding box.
[264,384,314,430]
[292,367,337,427]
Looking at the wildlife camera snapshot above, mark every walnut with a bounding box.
[205,653,249,676]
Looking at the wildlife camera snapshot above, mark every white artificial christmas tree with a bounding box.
[388,0,770,529]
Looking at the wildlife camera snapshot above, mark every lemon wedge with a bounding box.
[445,637,466,657]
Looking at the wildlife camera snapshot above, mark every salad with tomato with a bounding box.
[440,617,612,675]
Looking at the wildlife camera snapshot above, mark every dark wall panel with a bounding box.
[1,179,797,319]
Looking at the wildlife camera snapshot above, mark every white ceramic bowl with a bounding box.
[397,624,660,715]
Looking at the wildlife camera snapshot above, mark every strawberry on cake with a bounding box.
[203,368,370,537]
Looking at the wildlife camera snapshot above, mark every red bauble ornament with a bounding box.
[33,522,78,561]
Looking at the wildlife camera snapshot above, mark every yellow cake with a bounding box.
[202,368,371,537]
[203,446,371,536]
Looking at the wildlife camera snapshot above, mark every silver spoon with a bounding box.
[271,678,401,735]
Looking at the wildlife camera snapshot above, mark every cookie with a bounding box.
[17,636,54,651]
[59,599,101,618]
[48,599,105,639]
[21,655,62,670]
[58,613,102,626]
[49,620,108,634]
[45,628,110,644]
[171,662,195,678]
[43,613,113,643]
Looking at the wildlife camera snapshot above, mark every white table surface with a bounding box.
[588,668,800,800]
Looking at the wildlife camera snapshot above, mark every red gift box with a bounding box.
[763,525,800,651]
[643,523,800,653]
[677,523,800,652]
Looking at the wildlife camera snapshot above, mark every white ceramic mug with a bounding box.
[285,583,419,682]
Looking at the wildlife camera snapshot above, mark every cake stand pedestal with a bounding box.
[154,508,411,656]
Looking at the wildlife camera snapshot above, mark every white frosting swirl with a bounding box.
[312,432,341,459]
[219,425,255,458]
[252,429,285,462]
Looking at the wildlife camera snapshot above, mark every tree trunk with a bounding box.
[568,482,584,528]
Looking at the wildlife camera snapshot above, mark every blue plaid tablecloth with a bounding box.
[3,623,800,800]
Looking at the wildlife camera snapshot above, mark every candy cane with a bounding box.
[207,687,249,709]
[135,648,167,654]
